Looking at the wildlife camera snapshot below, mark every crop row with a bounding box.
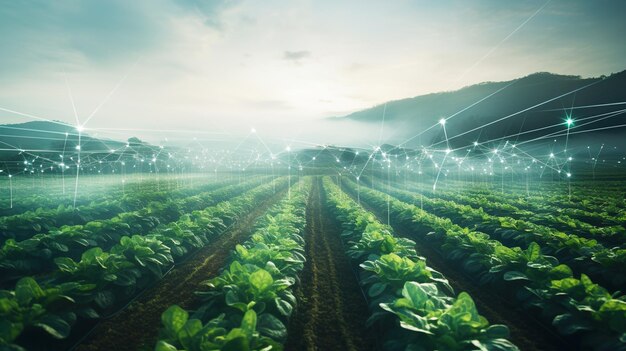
[0,178,287,351]
[154,178,311,351]
[382,177,626,230]
[0,178,246,244]
[0,177,272,285]
[394,179,626,242]
[0,176,189,216]
[343,179,626,350]
[432,180,625,219]
[377,181,626,290]
[325,178,518,350]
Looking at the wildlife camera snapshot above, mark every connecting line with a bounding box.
[429,79,604,148]
[0,139,57,164]
[73,131,82,208]
[62,132,68,194]
[252,132,275,160]
[82,58,141,127]
[432,152,449,192]
[356,149,376,180]
[452,107,626,151]
[92,127,230,135]
[0,107,70,127]
[378,102,387,147]
[540,101,626,112]
[442,123,450,150]
[0,125,76,136]
[399,80,517,147]
[65,73,81,128]
[452,0,551,86]
[515,109,626,147]
[529,122,626,141]
[507,144,562,175]
[593,144,604,173]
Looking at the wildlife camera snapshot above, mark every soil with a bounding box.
[285,178,375,351]
[73,189,287,351]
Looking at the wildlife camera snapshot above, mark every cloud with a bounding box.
[0,1,170,82]
[283,50,311,64]
[174,0,241,30]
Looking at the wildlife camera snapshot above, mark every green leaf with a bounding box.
[222,329,249,351]
[483,324,510,339]
[549,264,573,280]
[526,242,541,261]
[155,340,179,351]
[274,297,293,317]
[368,282,387,297]
[503,271,529,281]
[257,313,287,340]
[94,291,114,309]
[0,319,23,343]
[54,257,76,273]
[552,313,592,335]
[178,319,203,349]
[471,338,520,351]
[249,269,273,293]
[15,277,44,305]
[240,309,257,337]
[402,282,436,308]
[161,305,188,334]
[35,314,71,339]
[599,299,626,333]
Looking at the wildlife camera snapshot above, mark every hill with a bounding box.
[335,70,626,149]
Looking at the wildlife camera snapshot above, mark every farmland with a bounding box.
[0,170,624,351]
[2,0,625,349]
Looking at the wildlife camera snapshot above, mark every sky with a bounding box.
[0,0,624,145]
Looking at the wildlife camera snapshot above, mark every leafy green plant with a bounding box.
[0,277,95,349]
[360,253,453,297]
[156,305,282,351]
[381,282,518,351]
[154,179,310,350]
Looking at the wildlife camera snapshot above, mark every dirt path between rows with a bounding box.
[342,184,570,351]
[74,189,287,351]
[285,178,375,351]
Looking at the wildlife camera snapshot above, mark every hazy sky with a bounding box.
[0,0,624,143]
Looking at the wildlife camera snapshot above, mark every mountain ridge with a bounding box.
[333,70,626,148]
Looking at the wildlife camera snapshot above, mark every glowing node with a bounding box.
[75,145,81,150]
[566,172,572,177]
[565,118,574,127]
[439,118,446,126]
[445,148,451,154]
[473,141,479,146]
[76,125,84,132]
[549,153,554,158]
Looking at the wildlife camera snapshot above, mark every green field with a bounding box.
[1,172,625,351]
